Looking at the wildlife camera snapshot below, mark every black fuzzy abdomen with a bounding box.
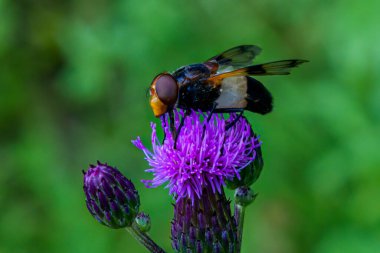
[245,77,273,114]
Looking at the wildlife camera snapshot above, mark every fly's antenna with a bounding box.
[145,87,150,98]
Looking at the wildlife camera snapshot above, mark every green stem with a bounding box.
[125,221,166,253]
[235,203,246,253]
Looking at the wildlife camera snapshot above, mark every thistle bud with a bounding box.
[83,161,140,228]
[135,212,151,232]
[235,186,256,207]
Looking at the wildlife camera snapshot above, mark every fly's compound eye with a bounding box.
[155,74,178,105]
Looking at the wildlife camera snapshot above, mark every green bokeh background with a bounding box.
[1,0,379,252]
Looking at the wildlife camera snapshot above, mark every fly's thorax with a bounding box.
[172,63,211,86]
[177,80,220,111]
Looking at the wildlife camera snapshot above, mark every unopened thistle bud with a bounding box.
[83,161,140,228]
[235,186,256,207]
[135,212,151,232]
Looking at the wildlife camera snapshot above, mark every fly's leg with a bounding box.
[168,110,176,141]
[174,109,190,149]
[202,103,217,138]
[161,113,167,144]
[206,103,217,122]
[225,109,244,130]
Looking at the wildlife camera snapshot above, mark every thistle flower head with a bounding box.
[133,110,260,202]
[83,161,140,228]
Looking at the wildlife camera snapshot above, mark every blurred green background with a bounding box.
[1,0,379,252]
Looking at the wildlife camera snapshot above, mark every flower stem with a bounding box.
[126,221,166,253]
[234,203,246,253]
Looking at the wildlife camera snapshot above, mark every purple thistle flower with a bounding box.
[133,110,260,202]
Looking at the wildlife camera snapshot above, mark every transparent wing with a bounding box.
[208,59,308,84]
[206,45,262,72]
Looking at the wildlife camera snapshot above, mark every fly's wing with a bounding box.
[208,59,308,84]
[206,45,262,72]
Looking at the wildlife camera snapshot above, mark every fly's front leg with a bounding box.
[174,109,190,149]
[161,113,167,144]
[168,110,176,142]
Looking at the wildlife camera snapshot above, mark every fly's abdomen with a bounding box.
[214,76,272,114]
[245,77,273,114]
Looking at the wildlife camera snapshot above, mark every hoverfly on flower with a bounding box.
[148,45,307,142]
